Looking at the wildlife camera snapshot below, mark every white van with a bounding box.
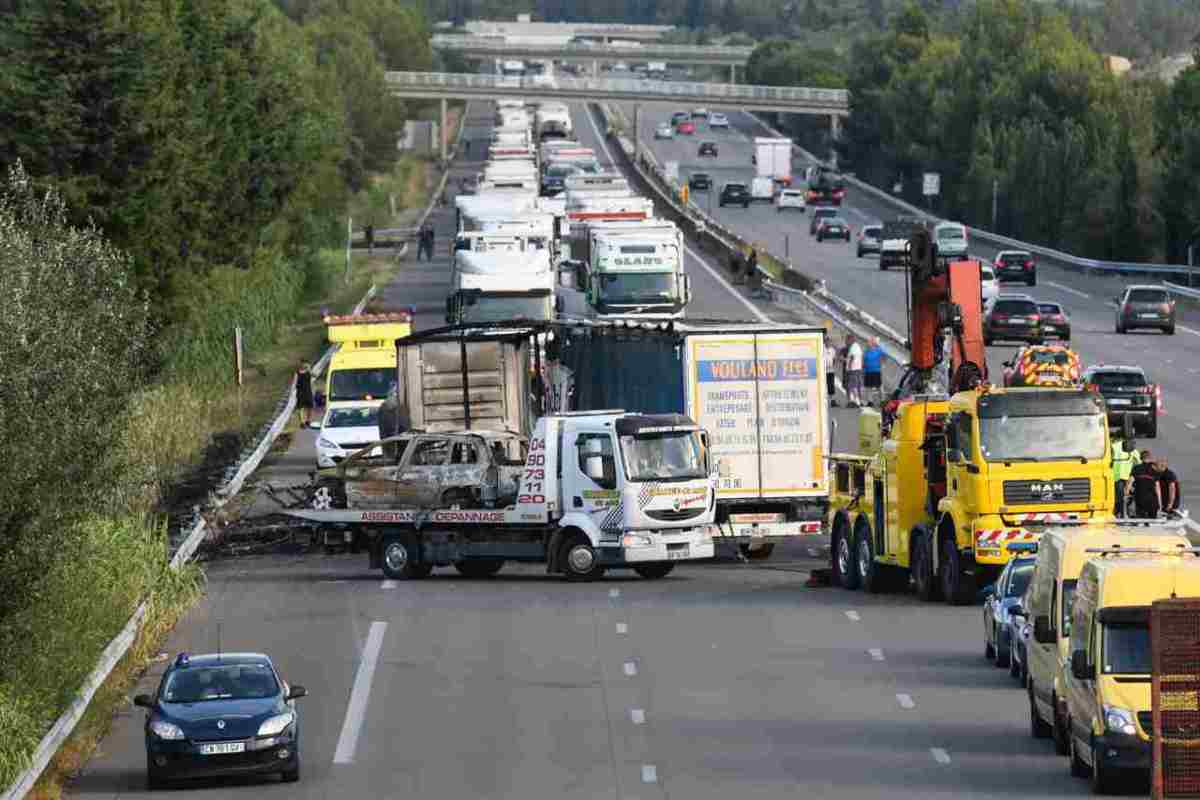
[934,221,969,259]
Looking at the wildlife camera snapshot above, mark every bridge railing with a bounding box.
[430,36,755,59]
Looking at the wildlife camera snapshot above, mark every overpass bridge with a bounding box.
[432,35,753,76]
[462,21,674,41]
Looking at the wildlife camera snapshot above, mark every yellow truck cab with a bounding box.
[1062,551,1200,791]
[1024,523,1191,762]
[828,386,1113,604]
[322,313,412,409]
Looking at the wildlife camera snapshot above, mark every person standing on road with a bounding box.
[364,223,375,253]
[1156,458,1181,515]
[1131,449,1161,518]
[295,361,314,429]
[1111,437,1137,517]
[863,337,884,407]
[846,335,864,408]
[825,338,839,407]
[417,224,434,261]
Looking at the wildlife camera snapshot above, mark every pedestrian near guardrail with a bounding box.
[845,335,864,408]
[295,361,314,429]
[1157,457,1181,514]
[1112,437,1138,517]
[417,223,435,261]
[863,336,883,407]
[365,224,375,253]
[825,339,839,407]
[1132,450,1160,518]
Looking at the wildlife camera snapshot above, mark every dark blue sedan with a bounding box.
[134,652,307,789]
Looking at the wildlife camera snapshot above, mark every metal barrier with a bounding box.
[431,36,754,64]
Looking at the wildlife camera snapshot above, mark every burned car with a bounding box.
[308,430,528,511]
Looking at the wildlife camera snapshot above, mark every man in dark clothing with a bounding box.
[1157,458,1181,514]
[295,361,315,429]
[1131,449,1161,518]
[417,224,434,261]
[364,224,375,253]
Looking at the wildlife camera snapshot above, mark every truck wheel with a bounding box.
[1145,415,1158,438]
[380,533,429,580]
[560,535,605,582]
[1029,683,1052,738]
[856,524,883,593]
[633,563,675,579]
[454,559,504,578]
[912,530,940,601]
[1091,739,1115,794]
[1166,323,1176,336]
[1053,695,1070,755]
[939,537,974,606]
[879,261,888,271]
[738,543,775,561]
[995,626,1011,668]
[834,525,860,590]
[1070,729,1088,778]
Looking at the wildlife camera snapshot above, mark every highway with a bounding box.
[67,101,1141,800]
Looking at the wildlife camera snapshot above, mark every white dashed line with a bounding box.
[896,693,915,709]
[1186,423,1197,430]
[845,610,861,622]
[609,588,621,598]
[868,648,885,662]
[642,764,658,783]
[624,661,639,677]
[1043,280,1090,299]
[380,580,397,590]
[631,708,646,725]
[616,622,628,634]
[333,621,387,764]
[930,748,952,765]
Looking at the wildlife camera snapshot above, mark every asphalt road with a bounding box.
[69,101,1144,800]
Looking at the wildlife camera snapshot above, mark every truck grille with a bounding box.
[1003,478,1090,505]
[645,508,706,522]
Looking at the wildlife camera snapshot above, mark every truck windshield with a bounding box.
[620,432,706,481]
[461,293,553,322]
[978,413,1106,462]
[1102,623,1149,674]
[598,271,679,304]
[329,368,395,402]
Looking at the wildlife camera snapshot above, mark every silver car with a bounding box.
[983,554,1035,670]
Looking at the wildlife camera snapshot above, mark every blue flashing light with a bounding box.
[1006,542,1038,553]
[174,652,190,668]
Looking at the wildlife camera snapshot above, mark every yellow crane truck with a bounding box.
[828,387,1114,604]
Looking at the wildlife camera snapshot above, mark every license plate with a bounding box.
[1008,317,1025,323]
[666,545,690,560]
[1108,398,1130,406]
[1140,313,1158,319]
[200,742,245,755]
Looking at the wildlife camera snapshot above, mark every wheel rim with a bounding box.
[857,536,871,580]
[568,544,596,573]
[311,487,333,510]
[837,536,852,577]
[383,541,409,573]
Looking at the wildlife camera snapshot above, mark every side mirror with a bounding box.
[286,685,308,700]
[133,694,155,708]
[1033,614,1055,644]
[1070,650,1093,681]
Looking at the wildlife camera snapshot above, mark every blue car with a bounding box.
[982,555,1035,670]
[134,652,307,789]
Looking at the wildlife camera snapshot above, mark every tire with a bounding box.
[1166,324,1176,335]
[1053,695,1069,755]
[1070,731,1088,778]
[857,248,864,258]
[834,522,860,590]
[1115,321,1125,334]
[939,535,974,606]
[817,233,823,242]
[879,262,888,271]
[380,532,429,580]
[454,559,504,578]
[560,534,605,582]
[1010,645,1022,678]
[995,627,1011,668]
[985,633,996,661]
[1091,740,1115,794]
[281,757,301,783]
[1030,684,1052,738]
[984,333,993,346]
[912,530,940,602]
[1145,414,1158,438]
[633,563,675,579]
[742,202,749,209]
[738,543,775,561]
[146,765,167,792]
[856,524,883,593]
[1026,277,1036,286]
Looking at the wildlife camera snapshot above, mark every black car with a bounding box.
[1115,285,1176,334]
[809,207,839,236]
[719,182,750,208]
[670,111,690,126]
[993,250,1036,286]
[1037,302,1071,342]
[688,172,712,191]
[1082,365,1160,437]
[983,295,1043,345]
[698,141,718,158]
[816,217,851,242]
[135,652,307,788]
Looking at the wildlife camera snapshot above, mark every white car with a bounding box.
[316,403,383,468]
[776,188,807,212]
[980,264,999,309]
[708,112,729,128]
[654,122,674,140]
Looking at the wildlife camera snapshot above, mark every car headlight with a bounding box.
[316,437,338,449]
[622,532,654,547]
[257,711,295,737]
[150,719,186,740]
[1103,705,1137,736]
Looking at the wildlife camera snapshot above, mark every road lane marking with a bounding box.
[616,622,628,634]
[1186,518,1200,537]
[845,610,861,621]
[1044,280,1090,299]
[896,693,915,709]
[930,748,951,764]
[333,621,387,764]
[642,764,658,783]
[868,648,884,661]
[631,708,646,725]
[1180,325,1200,336]
[380,580,397,590]
[624,661,639,677]
[610,588,621,598]
[1186,423,1197,430]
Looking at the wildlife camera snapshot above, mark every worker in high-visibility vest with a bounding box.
[1111,437,1140,517]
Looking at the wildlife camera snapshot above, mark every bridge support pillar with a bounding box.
[440,98,448,163]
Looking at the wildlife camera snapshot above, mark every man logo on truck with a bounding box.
[1030,483,1065,499]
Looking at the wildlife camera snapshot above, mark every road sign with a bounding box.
[923,172,940,196]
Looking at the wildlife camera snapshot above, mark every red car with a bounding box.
[676,120,696,135]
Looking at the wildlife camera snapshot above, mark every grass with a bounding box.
[0,147,449,798]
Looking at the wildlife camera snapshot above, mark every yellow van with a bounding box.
[322,313,412,409]
[1063,553,1200,792]
[1023,522,1191,757]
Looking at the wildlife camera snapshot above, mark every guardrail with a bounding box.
[430,36,754,62]
[386,72,849,114]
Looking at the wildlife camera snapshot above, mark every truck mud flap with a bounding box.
[545,529,567,573]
